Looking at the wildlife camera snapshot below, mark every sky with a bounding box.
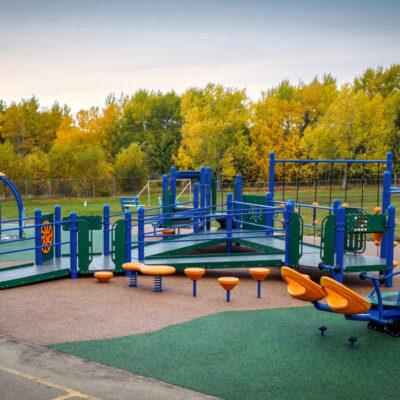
[0,0,399,111]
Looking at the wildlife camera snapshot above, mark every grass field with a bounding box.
[1,185,399,234]
[51,306,400,400]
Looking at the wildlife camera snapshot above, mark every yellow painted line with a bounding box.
[0,364,97,400]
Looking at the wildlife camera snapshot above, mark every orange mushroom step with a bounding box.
[94,271,113,283]
[218,277,239,302]
[249,268,270,298]
[184,268,206,297]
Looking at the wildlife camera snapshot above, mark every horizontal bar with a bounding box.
[275,159,386,164]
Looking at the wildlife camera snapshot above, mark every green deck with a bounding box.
[0,258,70,289]
[0,228,389,289]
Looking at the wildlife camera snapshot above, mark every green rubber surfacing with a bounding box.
[50,307,400,400]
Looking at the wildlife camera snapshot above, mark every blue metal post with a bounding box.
[234,174,243,229]
[161,174,169,226]
[193,182,199,234]
[226,290,231,302]
[284,200,294,266]
[34,209,42,266]
[193,280,197,297]
[384,205,395,287]
[206,167,212,230]
[386,151,393,174]
[266,192,274,236]
[170,166,177,205]
[124,210,132,263]
[103,204,110,256]
[257,280,262,299]
[269,152,275,199]
[226,192,233,253]
[333,205,345,283]
[54,205,62,259]
[200,166,206,229]
[70,212,78,279]
[138,207,145,262]
[381,171,392,259]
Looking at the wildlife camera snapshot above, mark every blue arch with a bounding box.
[0,175,24,239]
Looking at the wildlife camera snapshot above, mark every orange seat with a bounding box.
[140,265,176,276]
[94,271,113,283]
[184,268,205,281]
[281,267,325,302]
[122,261,144,271]
[320,277,371,315]
[218,277,239,291]
[162,229,175,235]
[249,267,270,281]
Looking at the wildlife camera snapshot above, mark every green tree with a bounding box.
[114,143,148,192]
[176,84,250,180]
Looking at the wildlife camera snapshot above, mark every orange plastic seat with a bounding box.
[184,268,205,281]
[281,267,325,302]
[122,261,144,271]
[141,266,176,275]
[218,277,239,291]
[249,268,270,281]
[320,277,371,315]
[94,271,113,283]
[162,229,175,235]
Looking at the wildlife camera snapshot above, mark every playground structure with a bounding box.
[282,266,400,337]
[0,152,398,290]
[0,172,25,241]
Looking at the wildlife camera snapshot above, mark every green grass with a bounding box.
[50,307,400,400]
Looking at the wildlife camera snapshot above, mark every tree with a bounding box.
[114,143,148,192]
[175,84,250,180]
[115,90,181,173]
[25,148,50,195]
[301,86,389,178]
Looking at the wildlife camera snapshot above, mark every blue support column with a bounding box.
[34,209,42,266]
[170,166,177,205]
[193,182,199,234]
[284,200,294,266]
[103,204,110,256]
[381,171,392,259]
[266,192,273,236]
[54,205,62,259]
[226,192,233,253]
[161,174,169,226]
[384,205,395,287]
[333,205,346,283]
[200,166,206,229]
[386,151,393,174]
[138,207,145,262]
[234,174,243,229]
[69,211,78,279]
[124,210,132,263]
[206,167,212,230]
[268,151,275,199]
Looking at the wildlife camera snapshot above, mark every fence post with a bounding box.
[124,210,132,263]
[384,205,395,287]
[103,204,110,257]
[284,200,294,266]
[381,171,391,259]
[70,211,78,279]
[193,182,199,234]
[266,192,274,236]
[226,193,233,253]
[138,207,145,262]
[333,205,345,283]
[34,209,42,266]
[54,205,61,259]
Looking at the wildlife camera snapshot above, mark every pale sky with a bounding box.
[1,0,399,111]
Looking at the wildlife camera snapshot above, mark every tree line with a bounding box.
[0,65,399,196]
